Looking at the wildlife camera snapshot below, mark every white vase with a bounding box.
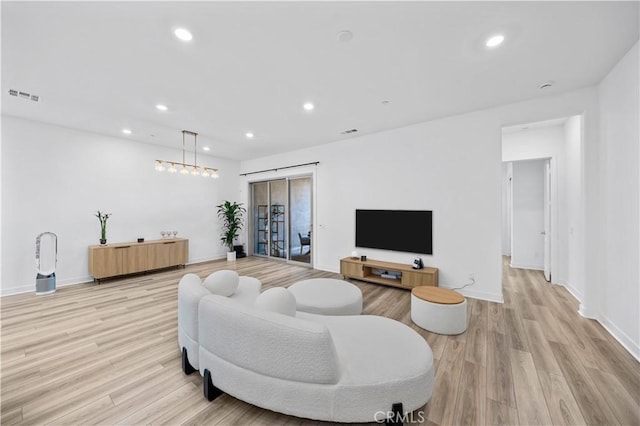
[226,251,237,261]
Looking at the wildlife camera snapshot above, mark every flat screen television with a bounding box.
[355,209,432,255]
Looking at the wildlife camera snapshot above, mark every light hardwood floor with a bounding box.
[1,256,638,425]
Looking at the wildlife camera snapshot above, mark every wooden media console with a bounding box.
[340,257,438,290]
[89,238,188,280]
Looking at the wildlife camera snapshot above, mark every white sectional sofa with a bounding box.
[177,272,434,423]
[177,271,261,372]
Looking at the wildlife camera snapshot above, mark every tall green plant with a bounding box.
[216,201,246,252]
[95,211,111,241]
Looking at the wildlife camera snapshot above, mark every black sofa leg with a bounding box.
[203,369,224,401]
[385,402,404,426]
[182,347,196,375]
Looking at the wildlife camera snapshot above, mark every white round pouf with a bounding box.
[411,286,467,335]
[288,278,363,315]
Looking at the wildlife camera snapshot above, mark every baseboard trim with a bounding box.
[454,287,504,304]
[0,277,92,297]
[316,264,339,275]
[0,257,229,297]
[509,262,544,271]
[578,304,598,319]
[559,281,584,304]
[598,315,640,362]
[187,256,226,265]
[577,304,639,362]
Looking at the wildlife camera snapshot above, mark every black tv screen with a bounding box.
[356,209,432,255]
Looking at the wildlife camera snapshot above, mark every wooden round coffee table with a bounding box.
[411,286,467,335]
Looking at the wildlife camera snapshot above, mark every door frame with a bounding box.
[247,171,315,267]
[543,159,552,281]
[504,157,553,275]
[287,175,314,266]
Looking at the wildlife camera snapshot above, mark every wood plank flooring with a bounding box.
[1,256,638,425]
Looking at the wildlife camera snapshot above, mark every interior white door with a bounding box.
[543,159,551,282]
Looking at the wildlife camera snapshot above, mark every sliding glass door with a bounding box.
[250,176,312,265]
[289,177,312,263]
[252,181,269,256]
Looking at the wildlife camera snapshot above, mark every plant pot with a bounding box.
[100,239,107,245]
[226,251,237,261]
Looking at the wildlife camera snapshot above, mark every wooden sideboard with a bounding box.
[89,238,188,280]
[340,257,438,290]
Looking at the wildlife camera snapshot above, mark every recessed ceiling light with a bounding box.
[203,146,210,151]
[245,132,254,139]
[174,28,193,42]
[485,34,505,48]
[303,102,314,111]
[156,104,168,111]
[122,129,132,135]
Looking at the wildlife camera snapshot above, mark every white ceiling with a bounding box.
[2,1,638,160]
[502,116,569,135]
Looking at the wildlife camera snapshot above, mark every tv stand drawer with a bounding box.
[340,259,366,278]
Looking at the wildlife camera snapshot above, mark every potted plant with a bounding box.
[95,211,111,245]
[216,201,246,261]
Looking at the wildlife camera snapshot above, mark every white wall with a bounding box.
[1,116,241,295]
[597,41,639,358]
[501,162,512,256]
[241,109,504,302]
[503,125,566,162]
[238,42,637,359]
[240,86,609,330]
[510,159,545,270]
[3,44,636,358]
[564,115,585,302]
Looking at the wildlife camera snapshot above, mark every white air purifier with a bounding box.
[35,232,57,295]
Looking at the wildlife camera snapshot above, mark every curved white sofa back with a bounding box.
[178,273,211,347]
[178,272,262,370]
[199,294,340,384]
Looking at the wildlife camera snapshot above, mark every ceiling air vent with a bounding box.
[340,128,358,135]
[9,89,40,102]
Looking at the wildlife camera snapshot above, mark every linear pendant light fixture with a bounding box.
[155,130,219,178]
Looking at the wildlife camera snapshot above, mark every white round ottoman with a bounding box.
[411,286,467,335]
[288,278,363,315]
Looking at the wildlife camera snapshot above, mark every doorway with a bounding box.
[501,115,585,308]
[502,115,586,289]
[250,176,313,265]
[504,158,549,275]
